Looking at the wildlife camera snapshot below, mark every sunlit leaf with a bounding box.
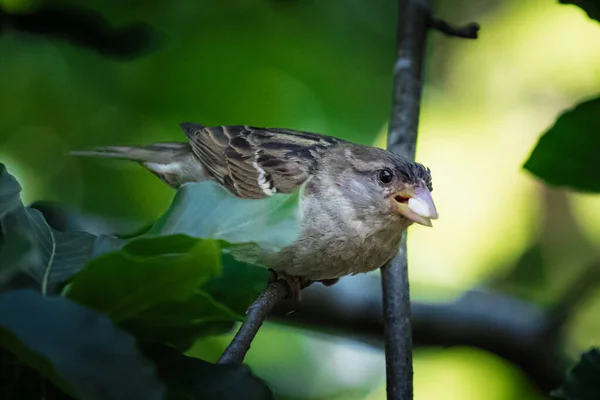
[65,235,221,321]
[141,343,274,400]
[148,181,303,251]
[524,97,600,192]
[0,290,164,400]
[552,347,600,399]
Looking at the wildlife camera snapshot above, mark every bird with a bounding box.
[71,123,438,298]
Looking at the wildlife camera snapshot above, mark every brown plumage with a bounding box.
[72,123,438,293]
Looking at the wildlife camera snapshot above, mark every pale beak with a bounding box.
[393,185,438,227]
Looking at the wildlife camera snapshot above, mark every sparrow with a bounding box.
[72,123,437,296]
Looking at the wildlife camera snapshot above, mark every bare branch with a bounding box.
[271,277,565,392]
[382,0,430,398]
[217,281,289,364]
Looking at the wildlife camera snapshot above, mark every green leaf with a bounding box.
[65,235,221,321]
[559,0,600,22]
[148,181,303,251]
[141,343,274,400]
[1,347,74,399]
[0,165,98,294]
[524,98,600,192]
[25,210,98,295]
[0,164,23,218]
[0,165,38,286]
[204,253,269,315]
[117,254,269,350]
[552,348,600,399]
[122,290,241,351]
[0,290,165,400]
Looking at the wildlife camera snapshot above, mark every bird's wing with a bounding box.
[181,123,340,199]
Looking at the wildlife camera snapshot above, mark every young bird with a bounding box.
[72,123,437,294]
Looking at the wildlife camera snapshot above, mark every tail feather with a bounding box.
[70,142,190,163]
[70,142,208,187]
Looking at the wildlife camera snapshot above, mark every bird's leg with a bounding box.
[268,269,312,304]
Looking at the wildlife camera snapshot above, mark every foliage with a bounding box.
[0,164,297,399]
[552,348,600,400]
[559,0,600,22]
[142,343,273,400]
[0,290,165,400]
[524,97,600,193]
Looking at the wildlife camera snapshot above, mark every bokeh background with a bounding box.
[1,0,599,398]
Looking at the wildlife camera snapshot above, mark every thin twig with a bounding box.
[217,281,289,364]
[382,0,430,399]
[429,18,480,39]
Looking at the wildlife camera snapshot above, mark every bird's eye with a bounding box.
[378,169,394,184]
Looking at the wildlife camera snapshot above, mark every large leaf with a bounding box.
[204,253,269,315]
[0,347,74,400]
[141,343,274,400]
[65,234,221,321]
[559,0,600,22]
[0,165,98,294]
[0,290,165,400]
[552,348,600,399]
[0,165,39,287]
[148,181,303,251]
[524,98,600,192]
[0,164,23,218]
[122,290,241,350]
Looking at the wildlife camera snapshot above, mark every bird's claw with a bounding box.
[268,270,312,306]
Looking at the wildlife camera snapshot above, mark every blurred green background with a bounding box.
[1,0,600,398]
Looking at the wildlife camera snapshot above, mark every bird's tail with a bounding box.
[70,142,189,162]
[70,142,207,187]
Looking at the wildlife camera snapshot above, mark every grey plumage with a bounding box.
[71,123,436,282]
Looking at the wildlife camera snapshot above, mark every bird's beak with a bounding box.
[393,185,438,227]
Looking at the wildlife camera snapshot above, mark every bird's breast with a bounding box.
[268,210,405,280]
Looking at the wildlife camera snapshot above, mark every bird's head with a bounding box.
[319,144,438,228]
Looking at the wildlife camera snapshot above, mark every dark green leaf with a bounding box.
[0,290,165,400]
[204,253,269,315]
[148,181,303,251]
[1,347,76,399]
[559,1,600,22]
[0,165,98,294]
[0,164,23,218]
[24,209,97,295]
[141,343,274,400]
[0,165,38,286]
[553,348,600,399]
[65,235,221,321]
[524,98,600,192]
[122,290,240,350]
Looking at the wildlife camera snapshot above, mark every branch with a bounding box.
[382,0,430,398]
[217,281,289,364]
[271,277,566,393]
[429,18,480,39]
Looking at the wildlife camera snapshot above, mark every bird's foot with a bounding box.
[268,270,312,304]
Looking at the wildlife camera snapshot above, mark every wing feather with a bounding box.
[181,124,340,198]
